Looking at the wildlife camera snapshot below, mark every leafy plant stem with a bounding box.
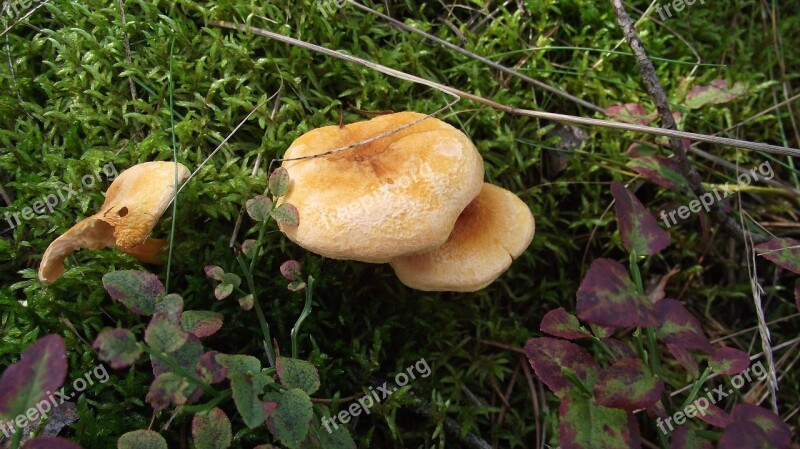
[629,251,664,380]
[291,275,314,358]
[178,389,231,414]
[8,427,21,449]
[562,371,592,397]
[139,344,217,396]
[235,253,275,367]
[590,336,618,361]
[694,429,721,441]
[679,367,712,412]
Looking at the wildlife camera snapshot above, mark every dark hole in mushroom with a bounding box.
[118,207,129,217]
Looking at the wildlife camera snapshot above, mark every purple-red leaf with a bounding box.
[197,351,227,385]
[246,195,273,222]
[269,168,291,198]
[670,427,713,449]
[755,238,800,274]
[540,308,591,340]
[685,80,748,110]
[146,373,191,411]
[102,270,164,315]
[611,182,670,256]
[524,337,599,397]
[0,335,68,421]
[180,311,224,338]
[576,258,657,327]
[666,343,700,378]
[21,437,83,449]
[654,299,713,353]
[606,103,655,125]
[602,338,637,359]
[93,329,142,369]
[697,403,734,429]
[728,404,792,449]
[718,421,769,449]
[280,260,302,282]
[594,358,664,410]
[709,347,750,375]
[192,407,232,449]
[627,156,690,192]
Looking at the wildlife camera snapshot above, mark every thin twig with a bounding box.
[608,0,769,244]
[208,20,800,158]
[116,0,138,102]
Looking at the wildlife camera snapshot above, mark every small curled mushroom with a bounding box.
[39,161,190,285]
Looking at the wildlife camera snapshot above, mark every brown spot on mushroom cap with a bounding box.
[38,161,189,285]
[278,111,484,263]
[389,183,535,292]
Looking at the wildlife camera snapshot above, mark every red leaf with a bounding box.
[606,103,656,125]
[611,182,670,256]
[279,260,302,282]
[593,358,664,410]
[197,351,228,384]
[755,238,800,274]
[21,437,83,449]
[0,335,68,420]
[709,347,750,375]
[576,258,657,327]
[654,299,713,353]
[718,421,769,449]
[670,426,713,449]
[729,404,792,449]
[93,328,142,369]
[696,403,734,429]
[627,156,690,192]
[524,337,598,397]
[601,338,637,359]
[540,308,590,340]
[666,343,699,378]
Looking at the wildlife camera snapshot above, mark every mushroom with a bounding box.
[39,161,190,284]
[389,183,535,292]
[277,111,484,262]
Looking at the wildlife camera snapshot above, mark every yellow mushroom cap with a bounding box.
[278,112,484,263]
[39,161,190,284]
[389,183,535,292]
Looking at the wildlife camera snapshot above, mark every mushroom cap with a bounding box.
[39,161,190,284]
[278,111,484,263]
[389,183,535,292]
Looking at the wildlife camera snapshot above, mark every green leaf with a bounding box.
[117,429,168,449]
[93,328,142,369]
[145,312,189,353]
[221,273,241,288]
[146,373,192,411]
[0,334,68,421]
[276,357,320,395]
[103,270,164,315]
[181,311,224,338]
[271,203,299,226]
[204,266,225,281]
[216,354,261,375]
[214,283,234,300]
[558,388,637,449]
[151,335,204,378]
[264,388,313,449]
[246,195,273,222]
[269,167,290,197]
[611,182,670,256]
[192,407,232,449]
[685,80,748,110]
[230,370,273,428]
[605,103,655,125]
[155,294,184,322]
